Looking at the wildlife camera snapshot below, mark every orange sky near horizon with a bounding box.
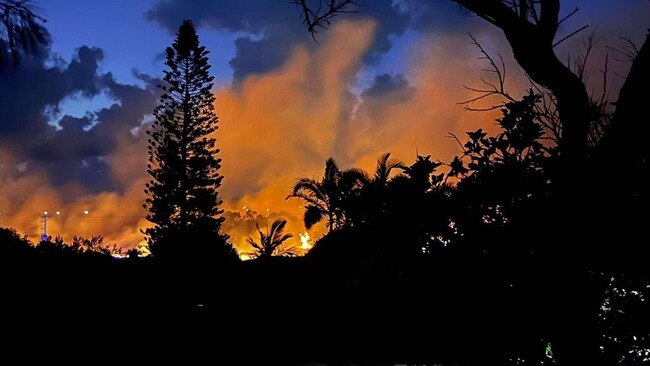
[0,19,526,254]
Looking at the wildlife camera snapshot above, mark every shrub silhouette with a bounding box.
[246,219,297,258]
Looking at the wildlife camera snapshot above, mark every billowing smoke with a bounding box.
[1,1,647,254]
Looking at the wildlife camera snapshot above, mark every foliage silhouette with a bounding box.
[143,19,234,263]
[288,158,367,231]
[0,1,648,363]
[292,2,650,363]
[0,0,46,68]
[246,219,297,258]
[2,88,649,363]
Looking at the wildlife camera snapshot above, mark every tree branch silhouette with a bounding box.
[294,0,358,41]
[0,0,46,68]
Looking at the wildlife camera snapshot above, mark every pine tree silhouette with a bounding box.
[144,19,230,261]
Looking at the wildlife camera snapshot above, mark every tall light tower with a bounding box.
[40,211,50,242]
[40,210,61,242]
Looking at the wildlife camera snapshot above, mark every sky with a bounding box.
[0,0,648,253]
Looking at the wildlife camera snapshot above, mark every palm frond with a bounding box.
[0,0,47,68]
[304,204,326,229]
[374,153,406,184]
[276,246,299,257]
[275,233,294,244]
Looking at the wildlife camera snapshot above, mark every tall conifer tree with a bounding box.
[144,19,231,260]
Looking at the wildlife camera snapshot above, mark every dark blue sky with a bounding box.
[42,0,237,84]
[40,0,238,118]
[36,0,647,119]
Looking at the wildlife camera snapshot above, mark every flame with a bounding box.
[299,232,312,250]
[239,252,252,261]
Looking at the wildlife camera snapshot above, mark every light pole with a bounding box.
[40,211,50,241]
[40,210,63,241]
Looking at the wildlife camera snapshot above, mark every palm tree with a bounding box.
[288,158,368,232]
[372,153,405,186]
[0,0,46,68]
[246,219,297,258]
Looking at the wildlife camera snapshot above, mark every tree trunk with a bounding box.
[599,31,650,166]
[450,2,602,364]
[501,24,590,162]
[454,0,592,161]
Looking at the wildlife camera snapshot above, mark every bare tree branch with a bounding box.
[558,7,579,25]
[294,0,358,40]
[459,33,516,112]
[452,1,595,160]
[553,24,590,48]
[606,36,640,62]
[0,0,46,68]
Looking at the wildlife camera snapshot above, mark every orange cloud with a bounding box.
[214,20,506,251]
[1,19,520,254]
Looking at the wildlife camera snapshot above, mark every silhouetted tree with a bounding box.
[0,0,46,68]
[0,227,32,258]
[344,153,404,227]
[288,158,367,231]
[598,31,650,186]
[144,19,229,260]
[450,0,593,161]
[449,91,550,238]
[401,154,444,192]
[291,5,648,361]
[246,219,297,258]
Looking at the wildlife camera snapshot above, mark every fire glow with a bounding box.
[300,232,312,250]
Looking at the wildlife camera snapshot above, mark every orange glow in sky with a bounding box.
[0,20,512,254]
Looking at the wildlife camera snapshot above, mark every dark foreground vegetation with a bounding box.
[1,203,648,364]
[2,93,649,363]
[1,0,649,364]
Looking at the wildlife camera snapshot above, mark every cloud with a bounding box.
[208,20,507,251]
[0,42,160,183]
[0,19,523,252]
[0,46,102,136]
[145,0,410,80]
[0,41,160,247]
[3,1,649,253]
[362,72,414,100]
[395,0,477,32]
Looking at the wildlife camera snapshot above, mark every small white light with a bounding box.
[43,211,48,215]
[84,210,89,215]
[56,211,61,215]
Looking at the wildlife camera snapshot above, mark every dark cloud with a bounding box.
[229,30,293,80]
[355,72,415,129]
[395,0,475,33]
[0,46,103,136]
[362,73,414,101]
[66,46,105,95]
[30,114,109,163]
[0,44,160,192]
[145,0,410,80]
